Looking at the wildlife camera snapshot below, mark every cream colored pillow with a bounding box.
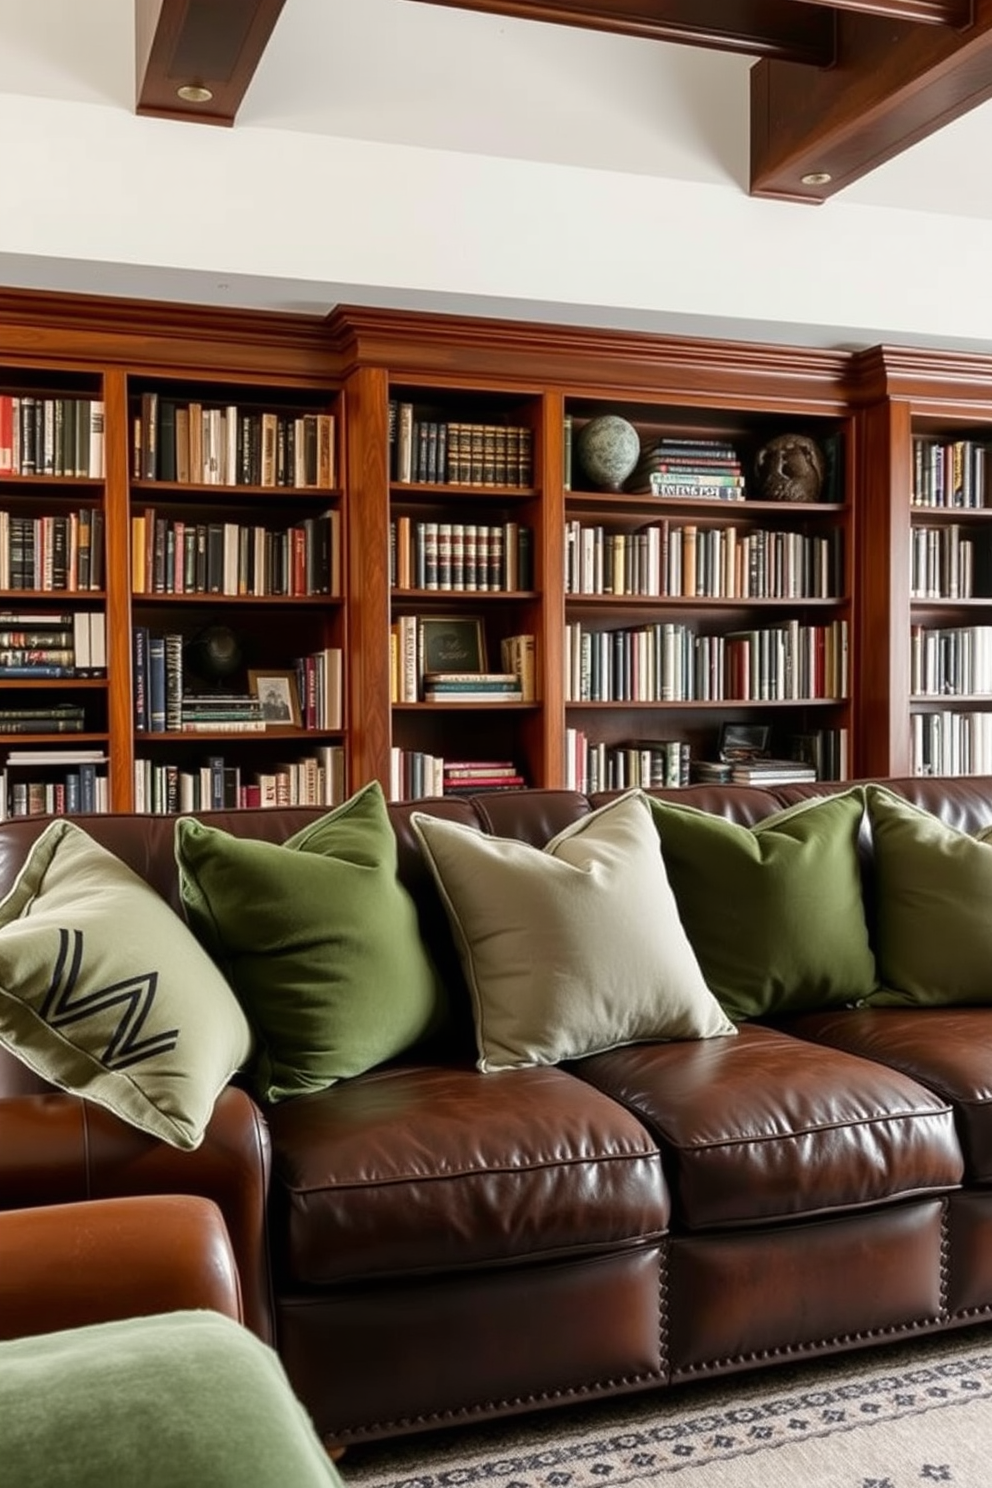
[411,790,735,1072]
[0,819,252,1150]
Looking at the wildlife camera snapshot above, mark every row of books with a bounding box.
[133,394,336,489]
[0,508,104,592]
[564,732,690,793]
[390,518,534,593]
[909,524,992,600]
[565,619,850,703]
[788,726,850,782]
[0,749,108,817]
[0,609,105,677]
[133,631,343,732]
[390,404,535,487]
[131,509,341,597]
[912,710,992,777]
[910,624,992,697]
[390,618,536,703]
[388,752,525,801]
[564,521,843,600]
[562,727,849,794]
[911,437,992,509]
[0,396,106,479]
[133,745,345,814]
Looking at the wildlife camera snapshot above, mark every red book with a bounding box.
[0,395,12,472]
[292,526,307,595]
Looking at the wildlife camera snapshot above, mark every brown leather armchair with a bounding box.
[0,1192,243,1341]
[0,1047,275,1343]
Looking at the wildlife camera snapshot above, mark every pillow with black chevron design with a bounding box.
[0,818,252,1150]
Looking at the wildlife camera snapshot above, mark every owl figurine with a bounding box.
[754,434,826,503]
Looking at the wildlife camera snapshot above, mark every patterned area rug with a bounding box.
[341,1329,992,1488]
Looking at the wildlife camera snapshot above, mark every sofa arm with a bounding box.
[0,1194,242,1342]
[0,1086,274,1343]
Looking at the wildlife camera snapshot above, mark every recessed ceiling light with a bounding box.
[176,84,213,104]
[801,172,833,186]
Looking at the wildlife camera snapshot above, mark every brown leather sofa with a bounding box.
[0,778,990,1447]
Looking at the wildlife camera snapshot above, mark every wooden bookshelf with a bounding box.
[331,308,859,793]
[855,347,992,779]
[0,293,345,815]
[5,290,992,814]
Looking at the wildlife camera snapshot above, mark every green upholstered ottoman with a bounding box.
[0,1309,343,1488]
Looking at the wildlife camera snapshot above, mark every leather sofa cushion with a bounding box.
[571,1024,963,1229]
[265,1063,668,1286]
[778,1008,992,1185]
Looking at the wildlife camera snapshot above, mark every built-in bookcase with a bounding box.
[0,370,110,816]
[383,383,546,801]
[14,295,992,811]
[856,349,992,780]
[559,398,854,791]
[126,376,347,813]
[907,429,992,776]
[338,315,861,796]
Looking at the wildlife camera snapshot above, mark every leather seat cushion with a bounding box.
[571,1024,963,1229]
[777,1008,992,1185]
[265,1063,669,1285]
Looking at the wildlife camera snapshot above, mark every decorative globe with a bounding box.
[184,624,242,682]
[575,415,640,492]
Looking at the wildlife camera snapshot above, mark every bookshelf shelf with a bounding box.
[0,678,107,690]
[131,593,343,607]
[565,697,845,709]
[566,595,845,609]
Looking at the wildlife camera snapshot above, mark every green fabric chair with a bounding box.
[0,1309,343,1488]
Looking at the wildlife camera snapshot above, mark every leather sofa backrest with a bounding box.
[2,776,992,1094]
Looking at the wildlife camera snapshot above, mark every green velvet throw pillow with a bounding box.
[864,784,992,1006]
[0,819,252,1150]
[412,790,736,1073]
[0,1311,342,1488]
[648,788,876,1020]
[175,781,444,1102]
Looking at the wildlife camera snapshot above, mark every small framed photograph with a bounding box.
[418,616,487,676]
[248,669,301,727]
[718,721,770,762]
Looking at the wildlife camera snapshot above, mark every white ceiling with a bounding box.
[0,0,990,345]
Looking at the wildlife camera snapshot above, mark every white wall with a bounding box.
[0,0,990,352]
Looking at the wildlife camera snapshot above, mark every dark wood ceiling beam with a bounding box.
[751,3,992,202]
[135,0,286,126]
[791,0,971,21]
[406,1,837,64]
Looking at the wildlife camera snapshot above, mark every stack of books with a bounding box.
[728,757,817,785]
[443,761,526,794]
[0,610,105,678]
[422,671,523,702]
[625,438,746,500]
[690,759,733,784]
[0,703,86,735]
[180,695,266,733]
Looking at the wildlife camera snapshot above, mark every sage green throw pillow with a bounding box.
[0,1311,342,1488]
[648,788,876,1021]
[0,819,252,1150]
[865,784,992,1006]
[175,781,444,1102]
[411,790,735,1073]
